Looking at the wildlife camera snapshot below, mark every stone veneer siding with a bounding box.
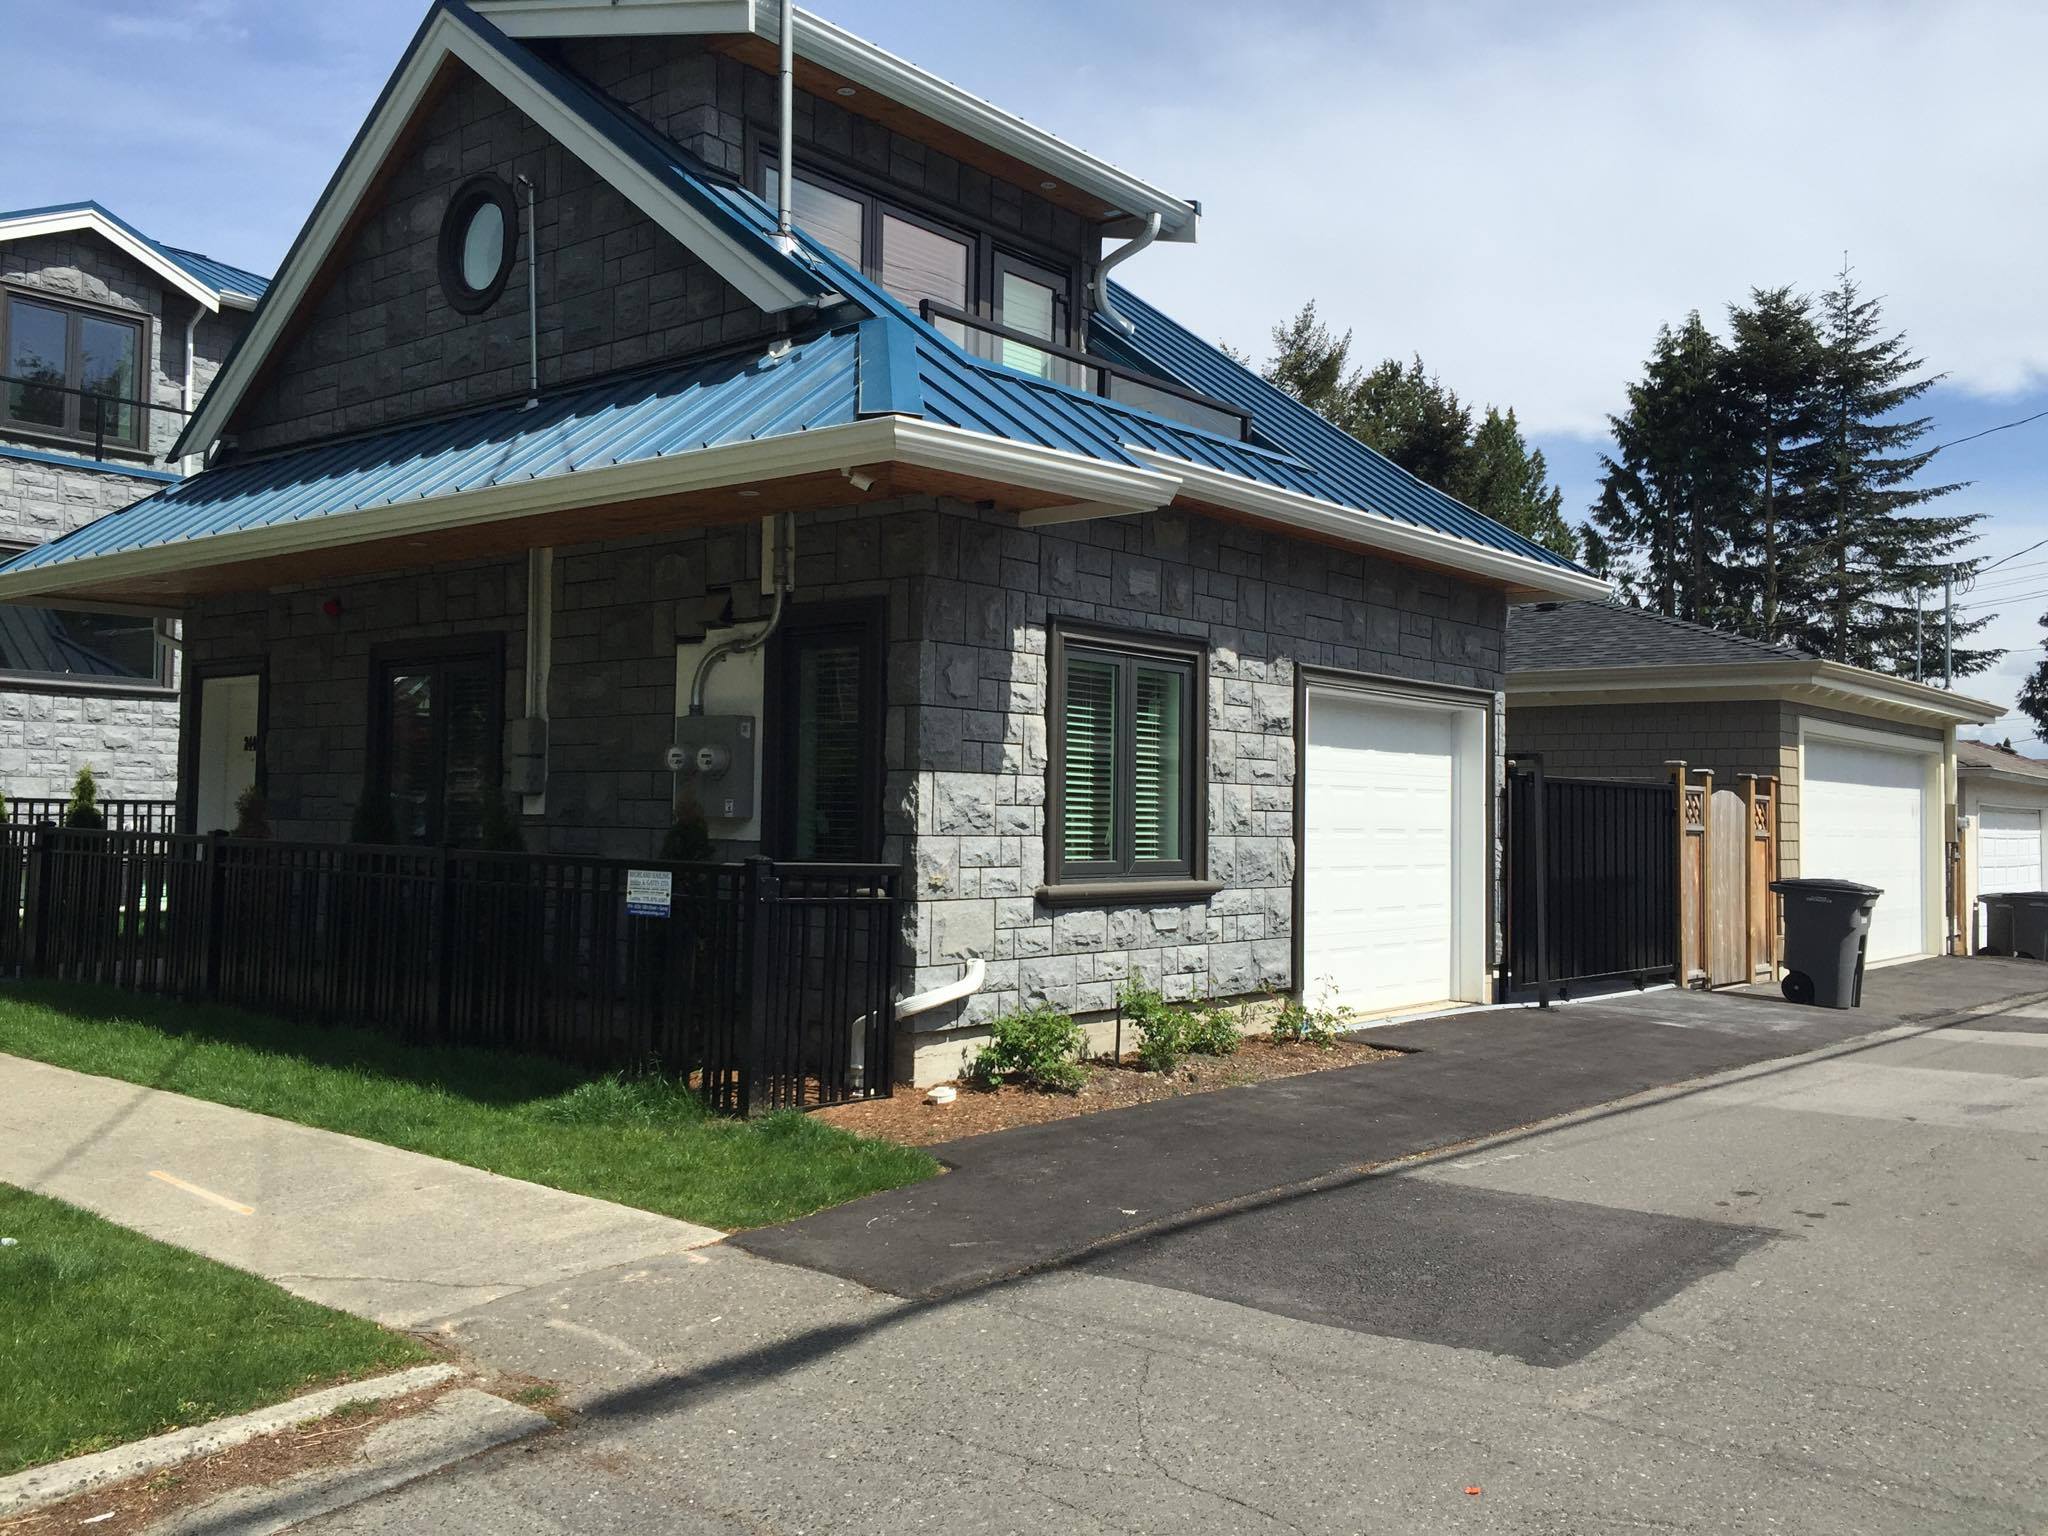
[184,500,1506,1072]
[0,229,247,799]
[1506,697,1945,880]
[231,70,773,455]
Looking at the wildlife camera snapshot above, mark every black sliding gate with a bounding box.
[1505,762,1677,999]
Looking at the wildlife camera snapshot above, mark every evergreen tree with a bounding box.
[1259,304,1574,557]
[1351,356,1472,491]
[2019,626,2048,740]
[1788,264,1991,674]
[1461,407,1579,560]
[1723,285,1824,640]
[1591,314,1745,624]
[64,765,105,830]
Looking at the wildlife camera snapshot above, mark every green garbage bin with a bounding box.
[1770,878,1881,1008]
[1979,890,2048,958]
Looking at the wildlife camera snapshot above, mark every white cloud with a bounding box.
[1029,0,2048,437]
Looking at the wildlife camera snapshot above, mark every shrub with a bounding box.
[63,766,105,830]
[231,785,271,840]
[478,784,525,852]
[348,793,398,846]
[1270,984,1354,1049]
[966,1005,1086,1093]
[659,795,716,863]
[1120,981,1240,1072]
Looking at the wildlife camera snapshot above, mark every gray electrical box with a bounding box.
[672,715,756,820]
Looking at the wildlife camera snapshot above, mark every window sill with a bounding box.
[1034,878,1223,908]
[0,425,154,464]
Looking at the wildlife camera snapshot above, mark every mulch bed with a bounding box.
[817,1036,1401,1148]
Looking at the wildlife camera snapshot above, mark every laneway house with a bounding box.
[0,0,1605,1081]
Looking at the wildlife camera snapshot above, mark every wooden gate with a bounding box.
[1674,765,1778,989]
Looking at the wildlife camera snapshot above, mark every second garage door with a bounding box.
[1978,807,2043,896]
[1801,736,1932,963]
[1302,688,1482,1015]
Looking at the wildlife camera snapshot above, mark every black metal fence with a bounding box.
[4,797,177,833]
[0,827,899,1112]
[1505,763,1677,999]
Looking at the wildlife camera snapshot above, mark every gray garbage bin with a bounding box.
[1979,890,2048,958]
[1770,878,1881,1008]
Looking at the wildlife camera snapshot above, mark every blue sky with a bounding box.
[7,0,2045,737]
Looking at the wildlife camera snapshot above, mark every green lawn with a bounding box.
[1,1184,424,1474]
[0,983,936,1231]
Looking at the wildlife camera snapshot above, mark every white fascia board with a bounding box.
[0,210,221,312]
[176,10,819,462]
[783,9,1198,242]
[1509,660,2004,728]
[1130,450,1611,602]
[473,1,757,37]
[0,416,1177,603]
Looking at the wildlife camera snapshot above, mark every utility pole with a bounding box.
[1943,567,1954,690]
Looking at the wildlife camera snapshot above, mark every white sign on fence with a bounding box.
[625,868,673,919]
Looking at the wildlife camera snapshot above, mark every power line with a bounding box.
[1933,408,2048,455]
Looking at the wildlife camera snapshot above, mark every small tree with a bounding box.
[64,765,106,830]
[478,784,525,853]
[231,784,271,839]
[348,791,398,846]
[659,795,716,863]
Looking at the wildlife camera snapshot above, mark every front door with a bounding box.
[194,673,262,833]
[767,604,883,863]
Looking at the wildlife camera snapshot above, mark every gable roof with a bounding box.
[0,202,269,311]
[172,0,840,460]
[1507,600,1809,672]
[1958,739,2048,783]
[470,1,1200,242]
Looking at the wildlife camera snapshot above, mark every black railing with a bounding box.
[916,301,1254,441]
[1,828,899,1112]
[1505,761,1678,1001]
[4,797,177,833]
[0,373,189,463]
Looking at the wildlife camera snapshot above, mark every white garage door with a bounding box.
[1978,808,2043,895]
[1302,690,1476,1014]
[1801,737,1930,963]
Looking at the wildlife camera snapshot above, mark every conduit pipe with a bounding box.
[688,513,790,715]
[1091,211,1161,336]
[774,0,796,252]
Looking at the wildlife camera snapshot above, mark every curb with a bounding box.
[0,1363,460,1515]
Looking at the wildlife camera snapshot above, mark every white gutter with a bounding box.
[1130,450,1613,604]
[1508,658,2003,727]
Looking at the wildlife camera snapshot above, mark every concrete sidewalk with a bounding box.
[0,1054,721,1326]
[735,956,2048,1298]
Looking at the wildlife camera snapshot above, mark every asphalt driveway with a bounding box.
[734,956,2048,1297]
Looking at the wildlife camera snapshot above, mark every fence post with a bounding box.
[433,845,456,1043]
[26,825,54,978]
[1666,761,1690,988]
[202,829,228,1000]
[740,856,780,1117]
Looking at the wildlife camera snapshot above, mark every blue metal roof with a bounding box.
[0,201,269,302]
[1089,283,1583,573]
[1,330,859,574]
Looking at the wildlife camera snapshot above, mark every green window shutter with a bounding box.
[1132,664,1185,863]
[1062,656,1118,864]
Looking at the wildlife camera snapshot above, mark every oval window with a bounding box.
[460,202,506,291]
[437,175,517,314]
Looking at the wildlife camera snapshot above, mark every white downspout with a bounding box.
[178,307,200,474]
[1091,212,1162,336]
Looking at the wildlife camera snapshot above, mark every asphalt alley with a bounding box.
[297,985,2048,1535]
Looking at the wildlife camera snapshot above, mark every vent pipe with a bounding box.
[515,172,540,406]
[775,0,796,251]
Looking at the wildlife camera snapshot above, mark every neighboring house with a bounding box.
[1506,601,2001,967]
[0,0,1605,1082]
[0,202,266,800]
[1956,739,2048,949]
